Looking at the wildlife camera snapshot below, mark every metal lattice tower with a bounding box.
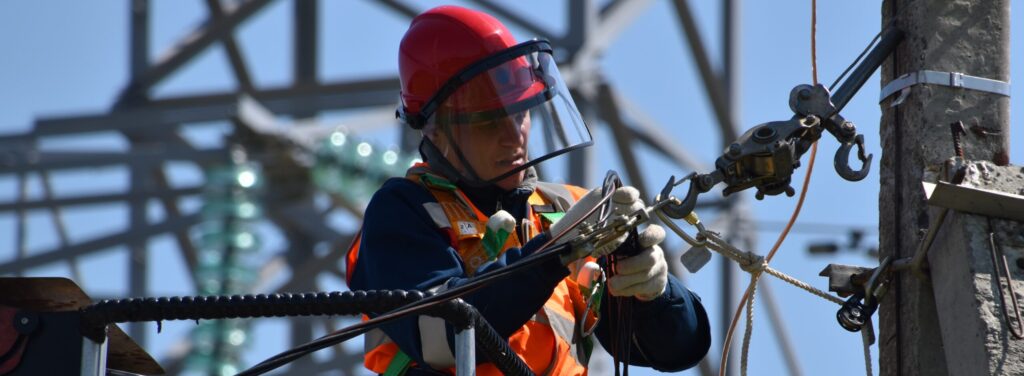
[0,1,810,375]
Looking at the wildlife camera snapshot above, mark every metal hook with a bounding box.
[658,173,699,219]
[864,256,892,306]
[834,134,873,181]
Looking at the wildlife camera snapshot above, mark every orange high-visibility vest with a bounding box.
[346,164,598,375]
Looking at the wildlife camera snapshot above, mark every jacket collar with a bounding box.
[458,167,538,220]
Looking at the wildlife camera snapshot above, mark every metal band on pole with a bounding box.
[880,70,1011,103]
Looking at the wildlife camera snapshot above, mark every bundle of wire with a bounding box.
[595,172,637,376]
[604,230,642,376]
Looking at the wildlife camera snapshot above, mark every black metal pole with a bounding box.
[831,27,905,112]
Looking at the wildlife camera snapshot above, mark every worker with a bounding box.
[346,5,710,375]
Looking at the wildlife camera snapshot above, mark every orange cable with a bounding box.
[717,1,820,375]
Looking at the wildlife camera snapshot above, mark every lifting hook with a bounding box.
[658,171,722,219]
[659,173,699,219]
[834,134,873,181]
[654,26,904,220]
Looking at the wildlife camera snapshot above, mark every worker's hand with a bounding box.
[607,224,668,301]
[551,186,644,265]
[594,186,645,257]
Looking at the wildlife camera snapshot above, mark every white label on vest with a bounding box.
[457,221,478,235]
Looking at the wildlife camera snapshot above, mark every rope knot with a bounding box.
[739,253,767,275]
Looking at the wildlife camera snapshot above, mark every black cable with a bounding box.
[596,171,640,376]
[465,305,535,376]
[79,290,534,376]
[78,290,429,343]
[831,3,913,94]
[237,247,567,375]
[239,202,602,374]
[241,176,622,375]
[608,232,641,376]
[829,21,891,92]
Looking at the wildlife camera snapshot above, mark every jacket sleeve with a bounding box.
[347,179,569,370]
[595,275,712,372]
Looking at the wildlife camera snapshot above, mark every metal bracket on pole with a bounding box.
[880,70,1011,105]
[922,180,1024,222]
[818,264,874,298]
[455,327,476,376]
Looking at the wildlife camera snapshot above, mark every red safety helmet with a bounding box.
[398,6,541,121]
[397,6,592,188]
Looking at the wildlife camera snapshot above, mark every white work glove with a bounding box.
[607,224,668,301]
[551,186,645,265]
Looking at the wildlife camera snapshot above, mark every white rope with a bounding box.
[763,266,845,305]
[702,232,844,305]
[862,324,874,376]
[658,216,853,376]
[740,275,760,376]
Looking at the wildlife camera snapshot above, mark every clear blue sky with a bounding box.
[1,1,1022,375]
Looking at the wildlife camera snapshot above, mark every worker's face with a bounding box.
[434,110,531,190]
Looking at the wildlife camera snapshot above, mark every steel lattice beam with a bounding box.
[8,79,399,139]
[0,187,202,212]
[116,0,274,105]
[671,0,740,143]
[0,2,793,375]
[0,150,227,174]
[0,213,201,275]
[207,0,255,92]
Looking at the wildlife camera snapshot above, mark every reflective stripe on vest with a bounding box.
[422,202,451,229]
[358,164,594,375]
[419,282,458,368]
[362,281,456,372]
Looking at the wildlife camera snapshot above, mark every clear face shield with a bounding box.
[420,40,593,186]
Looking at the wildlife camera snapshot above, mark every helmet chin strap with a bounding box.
[419,135,494,189]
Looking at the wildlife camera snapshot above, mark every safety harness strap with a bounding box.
[362,164,594,375]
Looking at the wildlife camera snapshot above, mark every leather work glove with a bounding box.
[550,186,645,265]
[607,224,668,301]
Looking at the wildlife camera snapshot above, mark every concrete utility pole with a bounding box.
[880,1,1022,375]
